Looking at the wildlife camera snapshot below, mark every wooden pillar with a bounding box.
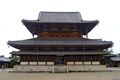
[74,61,75,65]
[83,55,85,65]
[28,55,30,65]
[91,58,92,65]
[45,61,47,65]
[19,55,21,65]
[52,66,54,73]
[82,56,84,65]
[37,55,38,65]
[82,61,84,65]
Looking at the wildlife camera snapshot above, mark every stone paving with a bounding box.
[0,68,120,80]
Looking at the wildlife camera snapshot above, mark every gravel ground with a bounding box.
[0,70,120,80]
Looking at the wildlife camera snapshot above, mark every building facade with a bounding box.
[0,56,11,68]
[104,54,120,67]
[8,11,113,72]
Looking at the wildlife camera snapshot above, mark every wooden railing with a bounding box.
[38,32,82,38]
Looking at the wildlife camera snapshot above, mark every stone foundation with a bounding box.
[14,65,109,73]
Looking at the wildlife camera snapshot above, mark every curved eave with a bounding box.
[8,43,113,51]
[11,51,109,55]
[22,19,99,35]
[8,38,112,50]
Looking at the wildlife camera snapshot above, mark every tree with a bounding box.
[9,51,20,68]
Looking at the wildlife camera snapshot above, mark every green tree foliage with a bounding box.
[9,51,20,68]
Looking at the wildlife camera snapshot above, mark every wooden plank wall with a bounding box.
[38,32,82,38]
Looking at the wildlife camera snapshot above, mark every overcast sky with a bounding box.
[0,0,120,57]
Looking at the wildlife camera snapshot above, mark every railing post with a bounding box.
[66,66,69,73]
[52,66,54,73]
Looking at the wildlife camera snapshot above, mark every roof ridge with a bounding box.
[40,11,80,13]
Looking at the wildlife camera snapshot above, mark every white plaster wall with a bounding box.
[84,62,91,65]
[21,62,28,65]
[38,62,46,65]
[92,61,100,65]
[75,62,82,65]
[29,62,37,65]
[67,62,74,65]
[47,62,54,65]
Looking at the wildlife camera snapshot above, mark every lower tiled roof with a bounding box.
[8,38,112,46]
[110,57,120,61]
[11,51,109,55]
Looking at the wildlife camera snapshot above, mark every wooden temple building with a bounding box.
[8,11,113,72]
[104,54,120,67]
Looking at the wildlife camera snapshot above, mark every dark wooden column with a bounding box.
[82,55,84,65]
[91,56,92,65]
[37,55,38,65]
[45,61,47,65]
[74,61,75,65]
[19,55,21,65]
[28,55,30,65]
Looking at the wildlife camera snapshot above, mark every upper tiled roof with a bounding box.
[22,11,99,35]
[38,12,82,23]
